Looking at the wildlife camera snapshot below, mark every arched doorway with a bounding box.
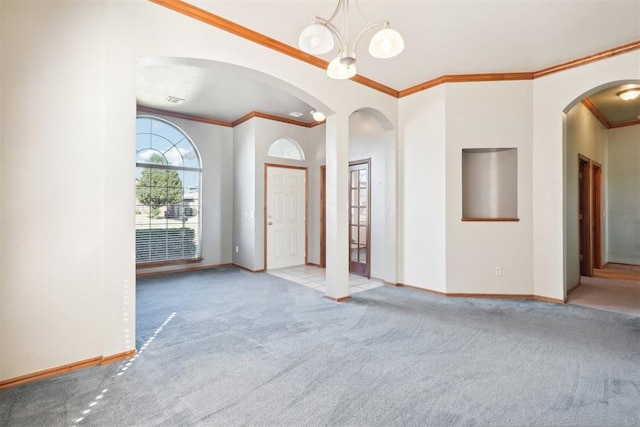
[320,108,398,284]
[563,80,640,316]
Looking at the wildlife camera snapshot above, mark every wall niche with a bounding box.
[462,148,518,221]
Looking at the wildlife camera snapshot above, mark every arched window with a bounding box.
[267,137,305,160]
[135,116,202,265]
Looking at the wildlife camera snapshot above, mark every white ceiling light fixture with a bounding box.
[617,88,640,101]
[311,110,326,122]
[298,0,404,80]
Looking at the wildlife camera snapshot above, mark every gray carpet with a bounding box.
[2,266,640,426]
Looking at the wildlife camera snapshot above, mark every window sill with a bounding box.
[461,218,520,222]
[136,258,203,269]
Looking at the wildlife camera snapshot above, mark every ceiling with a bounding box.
[587,85,640,127]
[138,0,640,125]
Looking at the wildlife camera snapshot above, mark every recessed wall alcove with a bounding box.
[462,148,518,221]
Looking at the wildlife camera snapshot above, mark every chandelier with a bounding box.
[298,0,405,79]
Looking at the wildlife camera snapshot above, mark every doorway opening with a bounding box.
[564,80,640,317]
[578,154,602,277]
[319,159,372,278]
[349,159,371,278]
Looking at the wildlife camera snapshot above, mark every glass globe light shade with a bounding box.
[298,24,334,54]
[311,110,326,122]
[617,88,640,101]
[326,56,357,79]
[369,28,404,59]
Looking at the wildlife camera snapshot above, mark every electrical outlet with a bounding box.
[235,246,239,253]
[495,266,502,276]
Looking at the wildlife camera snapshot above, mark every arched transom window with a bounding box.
[267,137,305,160]
[135,116,202,265]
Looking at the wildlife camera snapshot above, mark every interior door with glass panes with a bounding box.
[349,160,371,277]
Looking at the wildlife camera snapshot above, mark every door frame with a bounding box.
[263,163,308,270]
[320,165,326,268]
[348,159,372,278]
[579,155,592,276]
[592,161,603,270]
[578,154,603,277]
[320,160,372,276]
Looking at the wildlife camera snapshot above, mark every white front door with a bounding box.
[266,166,306,269]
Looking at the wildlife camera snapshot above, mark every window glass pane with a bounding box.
[351,189,359,207]
[137,148,166,165]
[351,171,359,188]
[152,119,183,143]
[350,208,358,225]
[150,134,173,155]
[135,116,202,264]
[267,138,304,160]
[136,117,151,135]
[359,207,368,225]
[176,139,199,168]
[183,170,200,193]
[164,146,183,167]
[136,133,151,152]
[359,169,367,188]
[359,227,367,246]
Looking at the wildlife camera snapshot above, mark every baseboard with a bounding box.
[232,263,266,273]
[0,349,136,390]
[604,261,640,268]
[324,295,351,303]
[567,282,582,296]
[593,268,640,282]
[101,349,137,365]
[533,295,565,304]
[397,283,447,296]
[306,262,321,267]
[136,263,233,278]
[396,283,564,304]
[383,281,401,287]
[447,292,535,299]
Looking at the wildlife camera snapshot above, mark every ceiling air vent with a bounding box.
[166,96,185,104]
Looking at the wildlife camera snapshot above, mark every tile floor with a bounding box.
[267,265,384,294]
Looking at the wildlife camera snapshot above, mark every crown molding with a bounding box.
[232,111,323,127]
[609,119,640,129]
[137,106,321,128]
[399,72,534,98]
[580,98,612,129]
[580,98,640,129]
[533,40,640,79]
[137,106,233,127]
[148,0,640,99]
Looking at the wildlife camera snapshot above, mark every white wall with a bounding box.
[0,0,396,381]
[607,124,640,264]
[445,81,534,295]
[1,1,117,379]
[564,102,607,287]
[233,120,256,270]
[136,113,235,275]
[398,86,447,292]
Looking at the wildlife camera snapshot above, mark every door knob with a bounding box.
[268,222,273,225]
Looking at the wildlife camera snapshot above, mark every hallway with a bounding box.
[568,274,640,317]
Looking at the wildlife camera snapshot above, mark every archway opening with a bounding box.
[563,80,640,317]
